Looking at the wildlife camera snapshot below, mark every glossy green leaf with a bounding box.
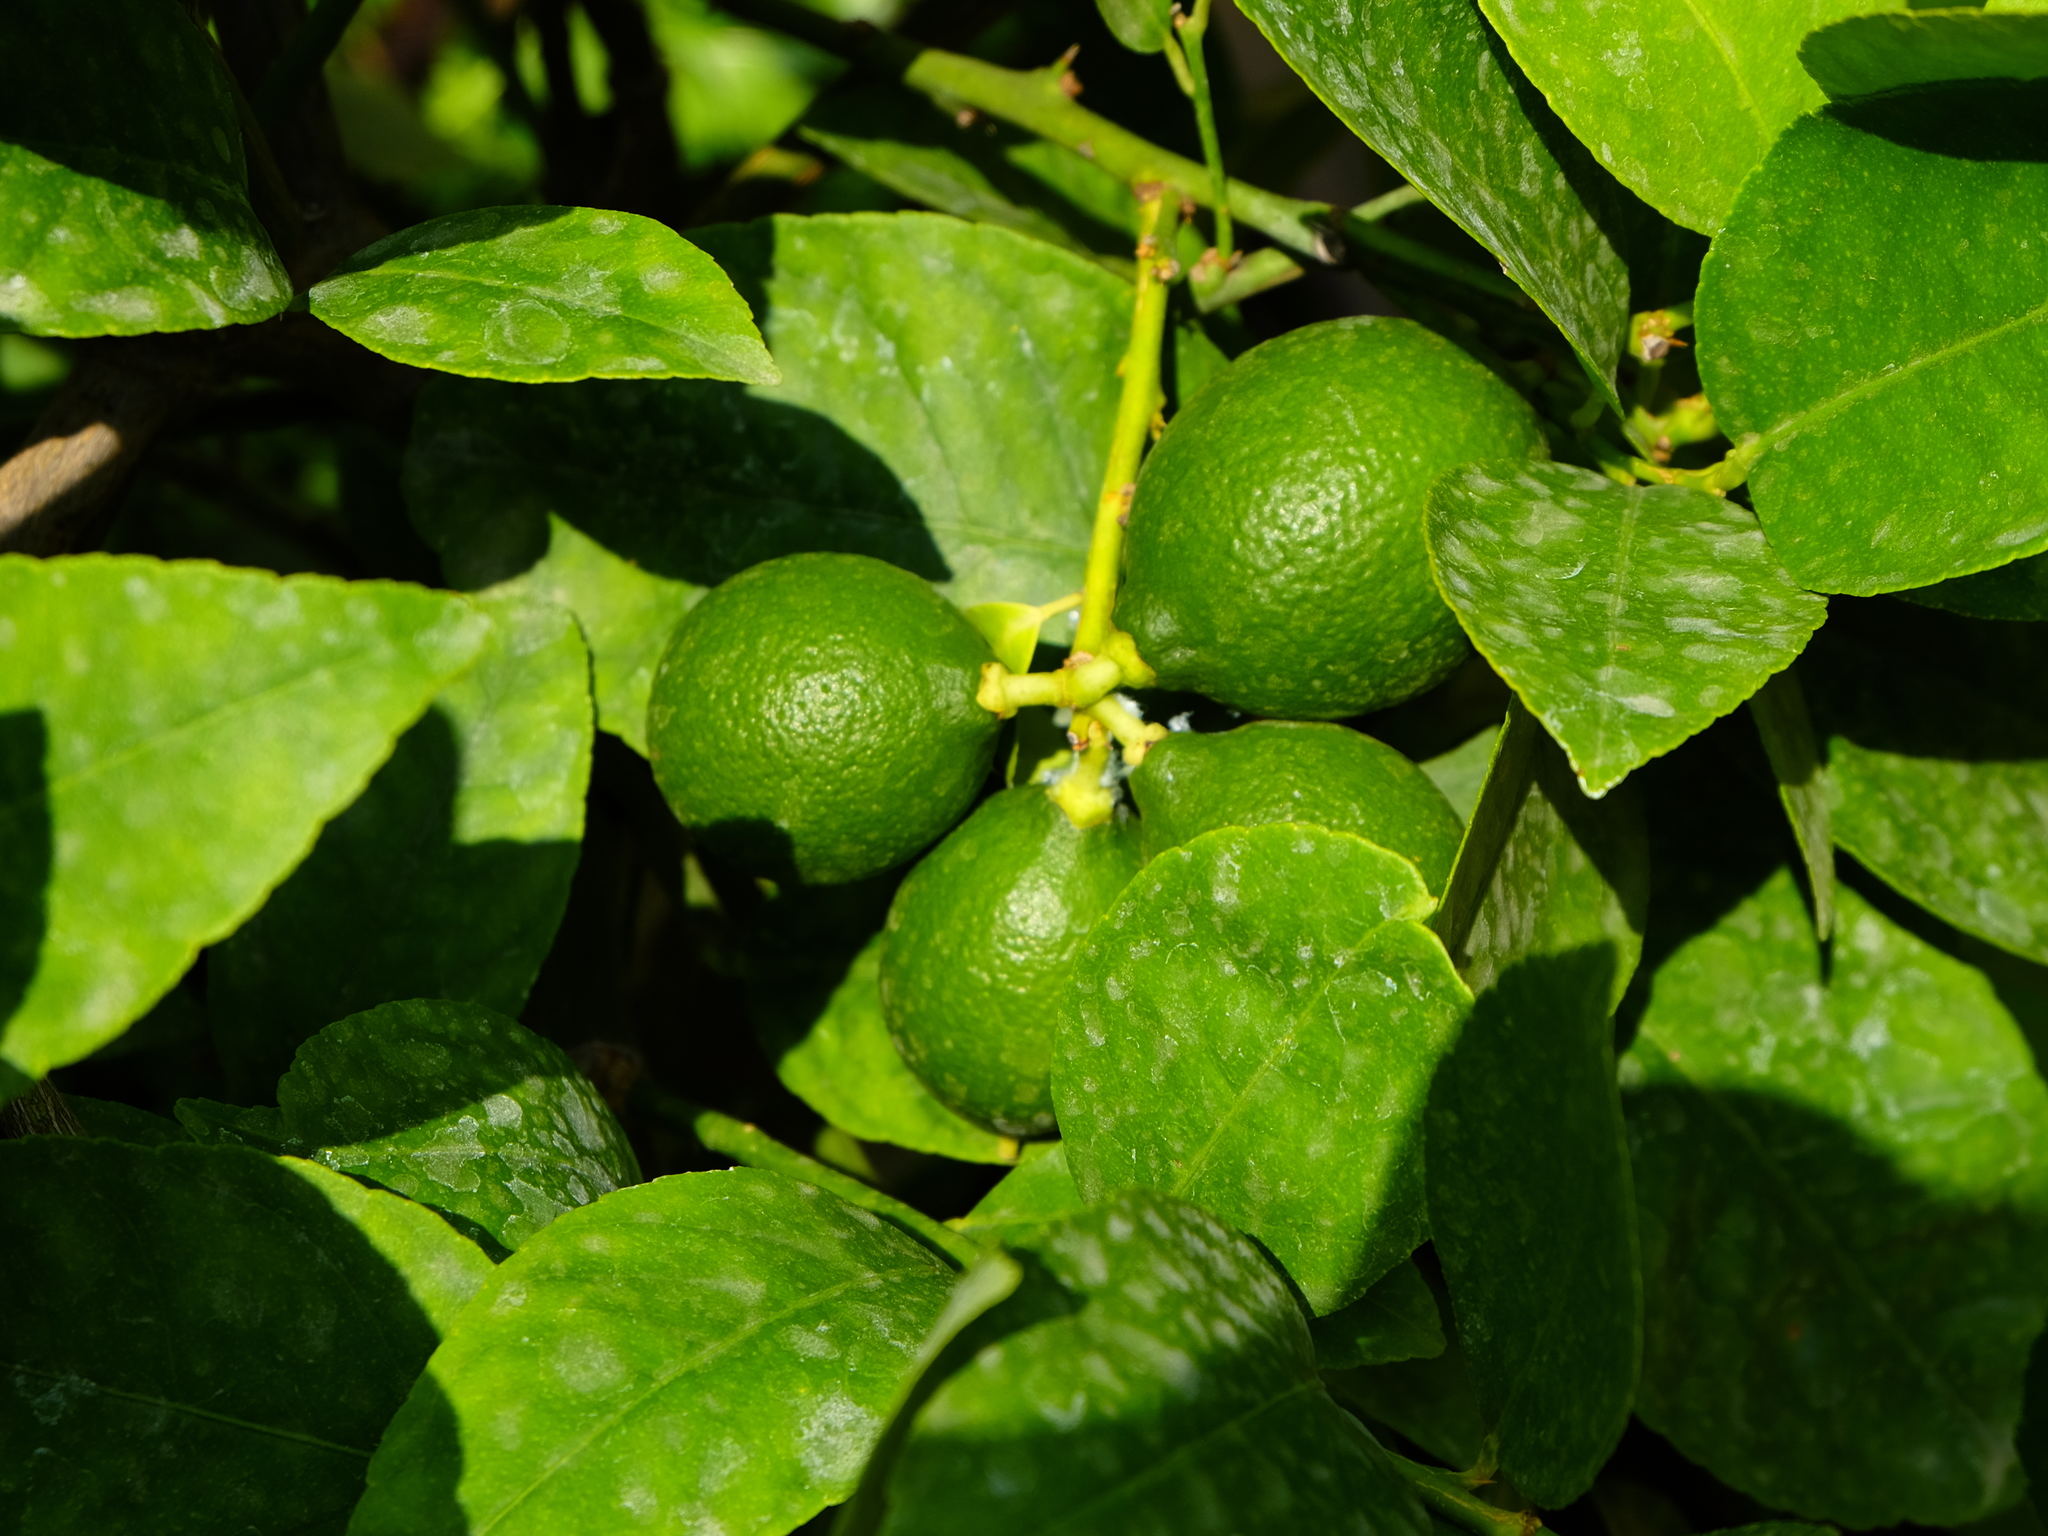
[1234,0,1630,406]
[0,557,488,1099]
[1311,1259,1447,1371]
[1623,868,2048,1525]
[1056,823,1472,1313]
[309,206,776,384]
[404,212,1222,748]
[963,602,1046,676]
[1749,666,1835,941]
[349,1168,954,1536]
[0,0,289,336]
[878,1191,1437,1536]
[951,1140,1083,1236]
[1803,9,2048,99]
[0,1140,489,1535]
[1097,0,1175,52]
[1476,0,1876,233]
[1427,741,1647,1506]
[1697,84,2048,595]
[1806,619,2048,966]
[206,599,590,1090]
[1428,461,1826,796]
[184,999,639,1252]
[760,931,1017,1165]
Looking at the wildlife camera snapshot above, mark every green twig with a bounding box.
[1381,1449,1541,1536]
[635,1084,983,1268]
[254,0,366,131]
[1172,0,1233,270]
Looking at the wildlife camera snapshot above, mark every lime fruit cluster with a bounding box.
[1130,720,1463,890]
[1117,316,1548,718]
[646,552,998,886]
[880,787,1142,1136]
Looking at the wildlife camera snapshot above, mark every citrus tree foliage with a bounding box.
[6,2,2048,1534]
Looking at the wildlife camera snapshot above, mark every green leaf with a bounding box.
[1325,1340,1488,1470]
[404,212,1223,749]
[0,556,489,1099]
[0,1140,489,1534]
[349,1167,954,1536]
[1428,461,1826,796]
[952,1140,1083,1237]
[877,1191,1437,1536]
[1476,0,1878,234]
[309,206,777,385]
[963,601,1047,676]
[1749,666,1835,941]
[1234,0,1630,406]
[1806,618,2048,967]
[62,1094,191,1145]
[0,0,289,336]
[1311,1259,1447,1371]
[1623,867,2048,1525]
[759,931,1018,1165]
[1910,554,2048,621]
[1056,823,1472,1313]
[1697,83,2048,595]
[1803,8,2048,99]
[1097,0,1175,52]
[207,598,591,1091]
[1427,741,1647,1506]
[185,999,640,1253]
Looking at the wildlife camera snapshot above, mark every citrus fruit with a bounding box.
[646,552,998,886]
[1130,720,1462,891]
[1117,316,1548,718]
[880,786,1142,1136]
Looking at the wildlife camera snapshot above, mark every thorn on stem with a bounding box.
[1059,69,1083,100]
[954,108,978,129]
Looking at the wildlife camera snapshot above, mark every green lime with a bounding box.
[1118,316,1547,718]
[1130,721,1463,891]
[880,786,1142,1136]
[647,552,999,886]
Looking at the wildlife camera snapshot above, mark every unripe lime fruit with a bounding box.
[1118,316,1547,718]
[647,553,999,886]
[1131,721,1462,892]
[880,787,1142,1136]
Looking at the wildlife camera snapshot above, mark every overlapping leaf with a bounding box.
[1056,823,1471,1313]
[1428,461,1826,796]
[404,213,1222,747]
[1802,9,2048,99]
[1476,0,1876,233]
[1748,667,1835,939]
[1234,0,1630,404]
[0,0,288,335]
[1310,1259,1447,1372]
[349,1168,953,1536]
[1427,739,1647,1506]
[309,207,777,384]
[0,1141,489,1535]
[1698,83,2048,594]
[876,1192,1437,1536]
[182,1000,639,1252]
[0,557,488,1099]
[1624,868,2048,1525]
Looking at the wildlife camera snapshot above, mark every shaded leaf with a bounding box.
[209,598,591,1091]
[1803,8,2048,99]
[1427,739,1647,1506]
[1311,1259,1447,1372]
[760,931,1018,1165]
[878,1191,1437,1536]
[951,1140,1083,1237]
[1325,1339,1488,1471]
[1428,461,1825,796]
[0,1140,489,1534]
[1477,0,1877,233]
[310,206,776,384]
[0,0,288,335]
[1234,0,1630,405]
[1749,666,1835,940]
[1910,554,2048,622]
[0,557,488,1098]
[1056,823,1471,1313]
[1097,0,1175,52]
[349,1168,954,1536]
[405,213,1222,748]
[182,999,639,1253]
[1623,868,2048,1525]
[1697,83,2048,594]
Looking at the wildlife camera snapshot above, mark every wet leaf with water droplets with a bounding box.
[1427,461,1825,795]
[0,1140,489,1534]
[310,206,776,385]
[1055,823,1470,1313]
[348,1168,953,1536]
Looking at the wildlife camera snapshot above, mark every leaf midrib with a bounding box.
[1,1359,369,1459]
